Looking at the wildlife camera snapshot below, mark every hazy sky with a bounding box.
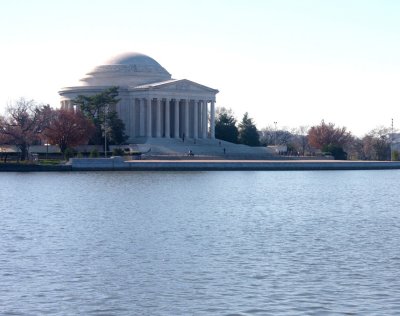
[1,0,399,136]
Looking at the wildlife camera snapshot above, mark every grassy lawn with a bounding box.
[39,159,65,165]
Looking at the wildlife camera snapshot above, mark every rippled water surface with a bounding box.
[1,170,400,315]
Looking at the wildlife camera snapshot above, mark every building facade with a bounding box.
[59,52,219,142]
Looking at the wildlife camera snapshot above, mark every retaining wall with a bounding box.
[69,158,400,171]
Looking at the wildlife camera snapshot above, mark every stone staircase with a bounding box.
[127,137,277,160]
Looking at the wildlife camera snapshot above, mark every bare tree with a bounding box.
[259,126,275,146]
[260,126,294,146]
[346,137,364,160]
[291,125,310,156]
[0,99,50,160]
[362,126,392,160]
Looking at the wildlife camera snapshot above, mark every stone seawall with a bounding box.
[69,158,400,171]
[2,158,400,172]
[0,164,72,172]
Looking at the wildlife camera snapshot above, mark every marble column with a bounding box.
[184,99,189,139]
[139,98,145,136]
[164,98,170,138]
[193,100,198,139]
[210,101,215,139]
[202,100,208,138]
[146,97,152,137]
[174,99,180,138]
[130,97,135,138]
[156,98,161,137]
[198,101,202,137]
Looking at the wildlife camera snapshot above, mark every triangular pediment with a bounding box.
[133,79,218,94]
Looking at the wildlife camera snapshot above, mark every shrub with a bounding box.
[322,144,347,160]
[392,150,399,161]
[112,147,125,156]
[64,148,76,160]
[90,149,99,158]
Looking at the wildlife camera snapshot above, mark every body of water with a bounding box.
[1,170,400,315]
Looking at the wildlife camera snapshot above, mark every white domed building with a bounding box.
[59,52,218,142]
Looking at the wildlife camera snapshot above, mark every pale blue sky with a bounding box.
[1,0,399,136]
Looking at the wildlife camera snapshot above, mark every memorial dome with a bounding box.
[80,52,172,87]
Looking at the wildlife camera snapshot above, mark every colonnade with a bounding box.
[123,97,215,139]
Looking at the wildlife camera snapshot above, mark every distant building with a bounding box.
[59,52,218,142]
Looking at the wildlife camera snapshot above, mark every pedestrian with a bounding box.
[223,148,226,154]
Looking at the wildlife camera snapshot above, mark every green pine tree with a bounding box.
[215,107,239,143]
[73,86,128,146]
[238,112,260,146]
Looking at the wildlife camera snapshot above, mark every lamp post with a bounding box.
[104,125,107,158]
[44,143,50,160]
[391,118,394,161]
[103,105,108,158]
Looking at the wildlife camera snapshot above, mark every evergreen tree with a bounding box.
[215,107,239,143]
[107,110,127,145]
[73,87,128,146]
[238,112,260,146]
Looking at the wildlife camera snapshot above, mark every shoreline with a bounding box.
[2,159,400,172]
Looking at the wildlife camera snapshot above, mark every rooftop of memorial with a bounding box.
[80,52,172,87]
